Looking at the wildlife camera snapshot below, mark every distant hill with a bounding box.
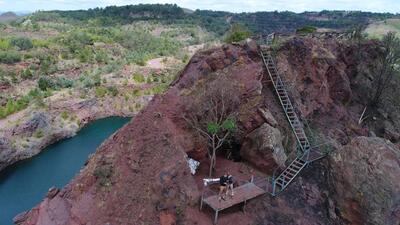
[29,4,400,35]
[365,18,400,38]
[0,11,20,22]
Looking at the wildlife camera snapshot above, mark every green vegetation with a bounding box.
[0,50,21,64]
[10,37,33,50]
[233,10,397,34]
[38,77,55,91]
[184,75,239,176]
[369,32,400,106]
[33,130,44,138]
[93,164,113,187]
[365,19,400,39]
[225,24,251,43]
[2,4,400,121]
[296,26,317,35]
[61,111,69,120]
[95,86,107,98]
[0,88,51,119]
[107,86,118,96]
[132,73,145,83]
[0,39,11,50]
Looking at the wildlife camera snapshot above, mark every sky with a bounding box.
[0,0,399,14]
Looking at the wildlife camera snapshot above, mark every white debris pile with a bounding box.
[187,158,200,175]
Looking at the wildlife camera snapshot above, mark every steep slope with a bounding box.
[15,37,400,225]
[15,41,268,225]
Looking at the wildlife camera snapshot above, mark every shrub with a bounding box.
[0,39,10,50]
[32,39,50,48]
[95,86,107,98]
[102,61,122,73]
[38,54,56,74]
[77,47,93,63]
[182,54,189,63]
[93,164,113,187]
[225,23,251,43]
[33,130,44,138]
[61,111,69,120]
[132,73,145,83]
[296,26,317,35]
[10,37,33,50]
[151,84,168,94]
[0,97,30,118]
[38,76,55,90]
[56,77,74,88]
[94,49,109,63]
[118,30,181,65]
[0,23,6,30]
[93,73,101,86]
[20,69,33,79]
[132,88,141,97]
[107,86,118,96]
[0,51,21,64]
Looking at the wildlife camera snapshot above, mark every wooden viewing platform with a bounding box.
[200,182,266,224]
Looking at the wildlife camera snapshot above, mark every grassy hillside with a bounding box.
[365,19,400,38]
[1,4,400,119]
[0,8,218,119]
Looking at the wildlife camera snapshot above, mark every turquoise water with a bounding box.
[0,117,131,225]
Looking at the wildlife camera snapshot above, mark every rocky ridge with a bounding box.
[14,37,400,225]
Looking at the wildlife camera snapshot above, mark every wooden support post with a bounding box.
[242,199,247,213]
[200,194,204,210]
[214,210,219,225]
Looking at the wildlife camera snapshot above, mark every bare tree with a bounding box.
[184,75,240,177]
[370,32,400,106]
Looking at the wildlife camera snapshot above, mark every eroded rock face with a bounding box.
[15,41,266,225]
[14,37,399,225]
[241,122,287,174]
[329,137,400,225]
[276,38,383,145]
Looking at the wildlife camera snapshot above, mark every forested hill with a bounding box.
[30,4,399,35]
[233,10,398,34]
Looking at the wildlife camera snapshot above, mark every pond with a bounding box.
[0,117,131,225]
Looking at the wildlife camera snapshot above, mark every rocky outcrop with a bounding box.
[241,122,287,173]
[14,37,400,225]
[16,41,268,225]
[329,137,400,225]
[276,38,384,145]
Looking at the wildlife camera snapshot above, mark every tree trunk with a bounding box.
[208,137,216,177]
[208,151,215,177]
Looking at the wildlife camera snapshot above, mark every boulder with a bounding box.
[329,137,400,225]
[258,108,278,127]
[240,123,287,174]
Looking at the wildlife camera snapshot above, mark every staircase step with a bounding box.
[287,167,299,174]
[283,170,295,177]
[295,159,306,166]
[282,175,292,181]
[275,179,284,188]
[290,164,301,171]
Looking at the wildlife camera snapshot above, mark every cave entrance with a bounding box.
[217,139,242,162]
